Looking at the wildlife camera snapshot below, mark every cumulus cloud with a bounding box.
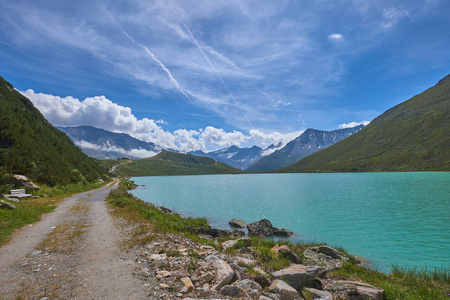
[328,33,344,41]
[381,8,409,29]
[339,121,370,129]
[21,89,178,149]
[199,126,248,148]
[21,89,303,153]
[250,129,303,150]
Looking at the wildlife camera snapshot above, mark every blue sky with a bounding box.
[1,0,449,152]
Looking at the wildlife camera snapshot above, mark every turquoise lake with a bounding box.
[131,172,450,272]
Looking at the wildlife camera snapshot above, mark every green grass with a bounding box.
[0,180,109,246]
[115,151,245,177]
[330,263,450,300]
[106,181,210,233]
[280,78,450,173]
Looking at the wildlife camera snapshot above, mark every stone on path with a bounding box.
[180,277,194,293]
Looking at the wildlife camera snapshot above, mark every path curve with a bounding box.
[0,181,150,299]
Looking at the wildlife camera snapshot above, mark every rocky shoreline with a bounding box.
[129,205,386,299]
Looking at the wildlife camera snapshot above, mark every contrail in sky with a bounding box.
[166,0,254,129]
[120,29,194,105]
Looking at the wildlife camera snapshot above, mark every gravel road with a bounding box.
[0,181,150,299]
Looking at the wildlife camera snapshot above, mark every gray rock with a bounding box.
[229,219,247,228]
[303,245,349,272]
[253,274,271,288]
[219,285,249,297]
[0,200,16,210]
[272,245,302,264]
[273,227,294,236]
[205,255,235,291]
[232,229,245,237]
[269,279,301,300]
[200,271,214,282]
[236,279,262,297]
[247,219,274,236]
[328,280,385,300]
[271,264,322,290]
[229,262,244,281]
[13,174,40,190]
[260,293,280,300]
[302,287,333,300]
[222,236,252,251]
[197,228,231,238]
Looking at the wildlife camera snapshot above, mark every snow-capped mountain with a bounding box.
[57,126,162,160]
[246,125,365,172]
[191,145,265,170]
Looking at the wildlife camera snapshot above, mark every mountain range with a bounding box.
[57,126,162,160]
[247,126,364,172]
[190,145,265,170]
[280,74,450,172]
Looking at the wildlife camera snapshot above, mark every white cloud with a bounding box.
[328,33,344,41]
[199,126,248,148]
[74,140,159,159]
[381,8,409,29]
[21,89,178,149]
[339,121,370,129]
[250,129,303,150]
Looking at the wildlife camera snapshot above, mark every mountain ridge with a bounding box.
[247,125,364,172]
[280,75,450,173]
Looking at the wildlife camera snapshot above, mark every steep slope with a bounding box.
[191,145,264,170]
[115,151,245,176]
[0,76,108,186]
[281,75,450,173]
[247,126,364,172]
[58,126,161,159]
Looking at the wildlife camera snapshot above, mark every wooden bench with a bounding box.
[10,189,32,198]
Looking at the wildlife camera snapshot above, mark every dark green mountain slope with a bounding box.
[0,76,108,185]
[115,151,245,176]
[280,75,450,173]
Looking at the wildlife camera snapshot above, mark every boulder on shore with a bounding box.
[271,264,322,290]
[247,219,274,236]
[229,219,247,228]
[269,279,301,300]
[196,228,231,238]
[327,280,385,300]
[303,245,349,272]
[273,227,294,236]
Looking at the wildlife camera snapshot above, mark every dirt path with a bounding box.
[0,181,150,299]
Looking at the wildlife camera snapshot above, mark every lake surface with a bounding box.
[131,172,450,272]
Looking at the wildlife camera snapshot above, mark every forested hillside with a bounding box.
[0,76,108,186]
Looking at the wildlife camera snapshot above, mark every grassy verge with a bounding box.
[330,263,450,299]
[0,180,108,246]
[106,180,209,234]
[107,179,450,299]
